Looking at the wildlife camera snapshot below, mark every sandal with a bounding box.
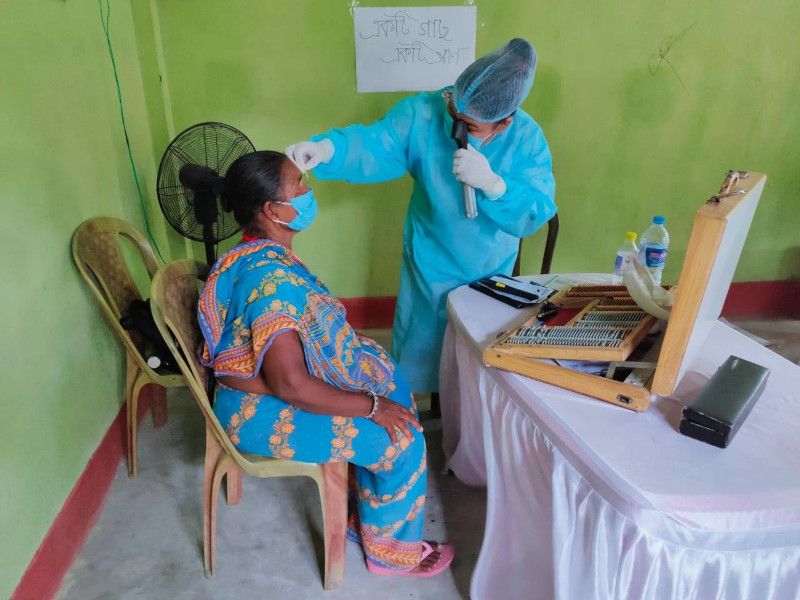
[366,541,455,578]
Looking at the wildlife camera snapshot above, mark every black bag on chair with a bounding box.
[120,299,180,374]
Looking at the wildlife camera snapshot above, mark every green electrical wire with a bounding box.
[98,0,165,262]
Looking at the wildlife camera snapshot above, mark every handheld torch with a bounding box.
[451,119,478,219]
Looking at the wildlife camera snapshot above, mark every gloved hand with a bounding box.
[453,145,506,200]
[285,139,335,172]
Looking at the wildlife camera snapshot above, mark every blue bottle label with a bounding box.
[644,244,667,268]
[614,254,623,274]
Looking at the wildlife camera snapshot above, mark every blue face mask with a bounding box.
[470,122,503,148]
[272,189,318,231]
[467,133,484,147]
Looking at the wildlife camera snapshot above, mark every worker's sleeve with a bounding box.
[478,127,557,238]
[309,96,417,184]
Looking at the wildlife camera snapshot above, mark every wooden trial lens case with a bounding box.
[483,172,767,412]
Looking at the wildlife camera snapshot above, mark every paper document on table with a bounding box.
[541,275,587,291]
[554,360,609,375]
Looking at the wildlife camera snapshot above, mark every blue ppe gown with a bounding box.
[311,88,556,393]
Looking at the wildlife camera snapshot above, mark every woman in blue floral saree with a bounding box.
[197,151,454,577]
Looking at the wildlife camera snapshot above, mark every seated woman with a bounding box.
[197,150,454,577]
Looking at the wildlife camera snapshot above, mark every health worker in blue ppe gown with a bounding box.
[285,38,557,396]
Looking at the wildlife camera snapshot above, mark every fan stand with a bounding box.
[158,123,253,262]
[193,189,218,265]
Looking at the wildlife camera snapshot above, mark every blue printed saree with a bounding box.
[198,239,426,569]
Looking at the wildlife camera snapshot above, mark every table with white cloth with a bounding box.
[440,274,800,600]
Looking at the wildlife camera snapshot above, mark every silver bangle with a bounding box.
[365,391,379,420]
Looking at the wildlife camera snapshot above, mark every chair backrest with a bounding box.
[512,213,560,277]
[150,259,244,461]
[72,217,160,368]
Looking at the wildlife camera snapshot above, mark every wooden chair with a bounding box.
[72,217,185,478]
[150,259,347,589]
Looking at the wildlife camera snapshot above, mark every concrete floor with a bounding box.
[55,320,800,600]
[56,330,486,600]
[724,317,800,365]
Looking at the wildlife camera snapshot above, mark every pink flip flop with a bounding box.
[366,541,455,578]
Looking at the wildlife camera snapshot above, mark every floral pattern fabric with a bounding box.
[199,239,427,569]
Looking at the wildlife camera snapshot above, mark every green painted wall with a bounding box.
[2,0,798,595]
[0,1,174,596]
[154,0,799,294]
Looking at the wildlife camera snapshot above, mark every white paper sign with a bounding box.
[353,6,477,93]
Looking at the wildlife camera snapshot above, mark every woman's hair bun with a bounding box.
[218,150,286,227]
[220,184,234,213]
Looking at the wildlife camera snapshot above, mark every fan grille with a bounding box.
[157,122,255,243]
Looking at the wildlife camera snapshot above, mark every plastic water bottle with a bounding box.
[638,216,670,285]
[612,232,639,283]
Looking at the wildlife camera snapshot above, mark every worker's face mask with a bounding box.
[272,189,318,231]
[469,123,503,148]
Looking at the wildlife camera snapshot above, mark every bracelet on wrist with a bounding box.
[365,391,379,420]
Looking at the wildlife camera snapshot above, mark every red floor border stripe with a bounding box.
[340,295,397,330]
[722,281,800,319]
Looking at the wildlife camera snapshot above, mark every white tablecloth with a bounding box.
[440,274,800,600]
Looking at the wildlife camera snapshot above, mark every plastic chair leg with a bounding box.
[203,426,223,578]
[319,461,348,590]
[125,354,141,479]
[207,454,232,578]
[226,466,243,506]
[150,385,168,428]
[128,369,151,478]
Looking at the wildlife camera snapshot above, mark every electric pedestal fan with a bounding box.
[156,122,255,265]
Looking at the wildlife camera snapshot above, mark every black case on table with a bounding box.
[679,355,769,448]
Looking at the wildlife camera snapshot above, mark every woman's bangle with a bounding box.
[365,391,379,420]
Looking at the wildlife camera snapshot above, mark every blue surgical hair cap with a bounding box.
[453,38,537,123]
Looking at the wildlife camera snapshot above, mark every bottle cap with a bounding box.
[625,231,637,242]
[653,215,666,225]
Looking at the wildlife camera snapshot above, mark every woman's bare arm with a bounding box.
[260,331,423,442]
